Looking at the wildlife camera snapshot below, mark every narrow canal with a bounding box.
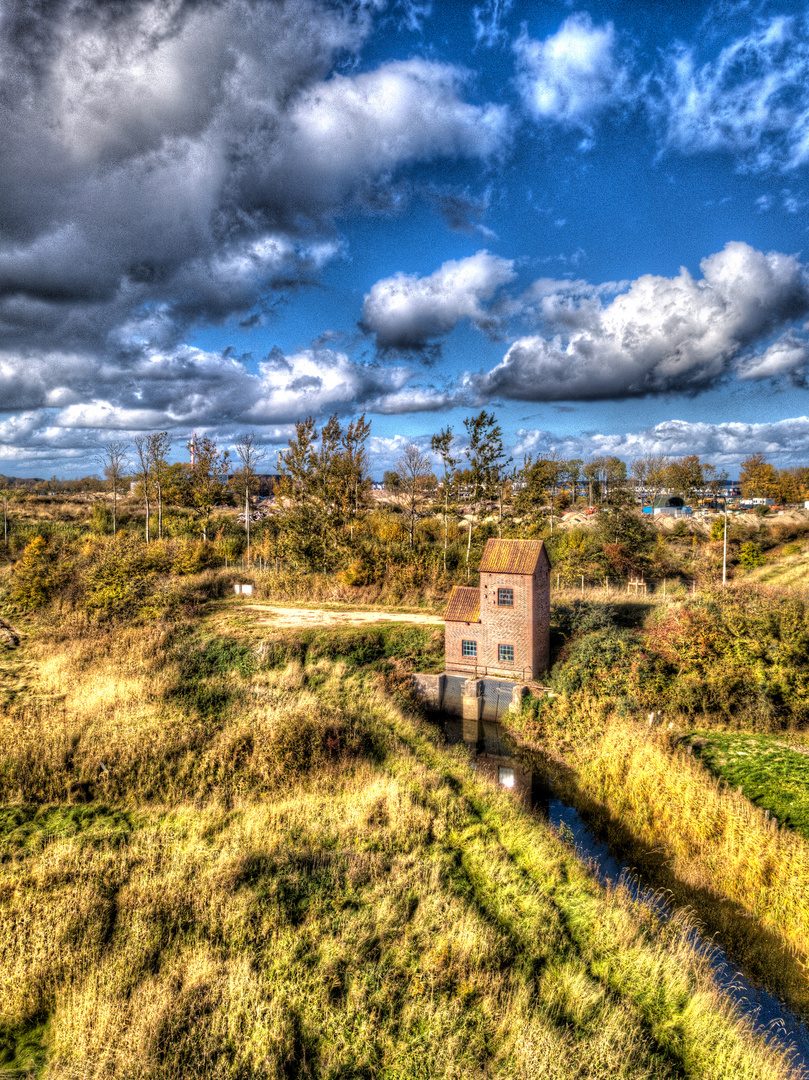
[435,713,809,1078]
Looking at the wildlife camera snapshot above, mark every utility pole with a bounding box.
[722,496,728,586]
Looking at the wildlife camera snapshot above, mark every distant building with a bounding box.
[444,538,550,681]
[642,496,692,517]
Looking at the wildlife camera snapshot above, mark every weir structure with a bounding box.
[413,538,552,743]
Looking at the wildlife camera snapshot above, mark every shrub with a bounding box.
[172,540,217,575]
[738,541,765,568]
[83,538,159,620]
[90,503,113,535]
[11,537,73,611]
[551,627,636,696]
[710,518,727,542]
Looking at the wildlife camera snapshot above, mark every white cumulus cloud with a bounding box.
[479,242,809,401]
[361,250,516,350]
[514,416,809,469]
[514,13,636,130]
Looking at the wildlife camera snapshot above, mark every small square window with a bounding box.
[462,639,477,658]
[498,588,514,606]
[498,644,514,663]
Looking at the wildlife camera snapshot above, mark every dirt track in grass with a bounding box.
[244,604,445,628]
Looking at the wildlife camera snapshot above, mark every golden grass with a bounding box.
[511,701,809,1012]
[0,620,799,1078]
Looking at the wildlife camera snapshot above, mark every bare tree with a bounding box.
[234,432,267,565]
[631,453,669,508]
[133,436,152,543]
[430,426,457,572]
[146,431,172,540]
[97,440,130,538]
[396,443,433,549]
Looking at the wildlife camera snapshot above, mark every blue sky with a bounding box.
[3,0,809,476]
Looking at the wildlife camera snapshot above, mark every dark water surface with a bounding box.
[436,714,809,1078]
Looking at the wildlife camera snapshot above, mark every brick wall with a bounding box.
[531,560,550,675]
[445,620,483,674]
[445,560,550,679]
[479,571,536,678]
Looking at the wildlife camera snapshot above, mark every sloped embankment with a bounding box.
[0,621,796,1078]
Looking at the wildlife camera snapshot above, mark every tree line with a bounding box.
[3,414,808,580]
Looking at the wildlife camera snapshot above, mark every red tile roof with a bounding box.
[478,538,548,576]
[444,586,481,623]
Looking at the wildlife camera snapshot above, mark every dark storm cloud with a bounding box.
[0,0,508,355]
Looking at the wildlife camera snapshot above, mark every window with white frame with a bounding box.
[462,640,477,658]
[498,643,514,663]
[498,587,514,606]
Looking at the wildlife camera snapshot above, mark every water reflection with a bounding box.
[434,712,809,1078]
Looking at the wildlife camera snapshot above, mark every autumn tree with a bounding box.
[335,414,372,545]
[183,435,231,541]
[147,431,172,540]
[702,463,729,504]
[132,436,153,543]
[740,453,780,499]
[395,444,433,548]
[517,454,565,534]
[631,453,669,506]
[778,466,809,504]
[277,414,370,570]
[566,457,583,505]
[96,441,129,538]
[665,455,704,502]
[463,411,507,575]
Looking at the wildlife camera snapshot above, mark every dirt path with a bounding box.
[244,604,444,628]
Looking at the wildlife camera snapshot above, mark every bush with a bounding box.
[11,537,73,611]
[90,502,113,534]
[83,538,160,620]
[738,541,765,569]
[710,517,727,542]
[172,540,218,575]
[551,626,636,696]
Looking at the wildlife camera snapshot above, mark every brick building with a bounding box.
[444,538,550,680]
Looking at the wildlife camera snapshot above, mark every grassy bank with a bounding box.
[685,731,809,838]
[509,694,809,1015]
[0,606,795,1078]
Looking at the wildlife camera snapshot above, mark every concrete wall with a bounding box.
[411,672,446,711]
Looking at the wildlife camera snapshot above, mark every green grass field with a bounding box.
[686,731,809,837]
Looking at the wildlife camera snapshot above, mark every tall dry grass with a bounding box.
[0,619,799,1078]
[512,697,809,1012]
